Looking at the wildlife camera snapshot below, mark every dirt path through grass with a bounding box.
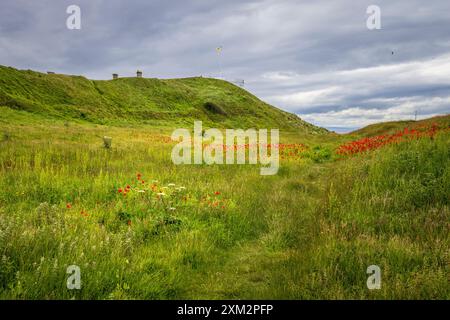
[183,162,330,299]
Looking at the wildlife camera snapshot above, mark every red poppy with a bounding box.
[126,185,131,189]
[214,191,220,196]
[66,203,72,209]
[336,124,442,157]
[118,188,123,193]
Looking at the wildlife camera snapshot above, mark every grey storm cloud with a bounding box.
[0,0,449,131]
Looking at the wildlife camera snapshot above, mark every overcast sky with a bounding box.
[1,0,449,131]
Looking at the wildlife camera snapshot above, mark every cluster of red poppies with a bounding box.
[203,143,272,151]
[200,191,226,209]
[146,135,173,144]
[278,143,308,160]
[201,143,308,160]
[118,185,132,196]
[65,202,90,218]
[116,173,158,197]
[336,124,443,156]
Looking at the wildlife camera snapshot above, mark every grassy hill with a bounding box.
[349,114,450,137]
[0,65,326,133]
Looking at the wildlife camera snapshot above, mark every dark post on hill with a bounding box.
[112,73,118,79]
[136,70,142,78]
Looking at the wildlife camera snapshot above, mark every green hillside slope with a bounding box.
[349,115,450,137]
[0,65,326,133]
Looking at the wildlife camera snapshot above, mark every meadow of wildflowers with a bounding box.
[0,111,449,299]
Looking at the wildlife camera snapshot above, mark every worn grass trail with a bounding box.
[187,163,328,299]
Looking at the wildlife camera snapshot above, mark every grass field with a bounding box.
[0,108,448,299]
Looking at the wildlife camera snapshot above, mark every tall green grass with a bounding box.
[0,113,448,299]
[252,132,449,299]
